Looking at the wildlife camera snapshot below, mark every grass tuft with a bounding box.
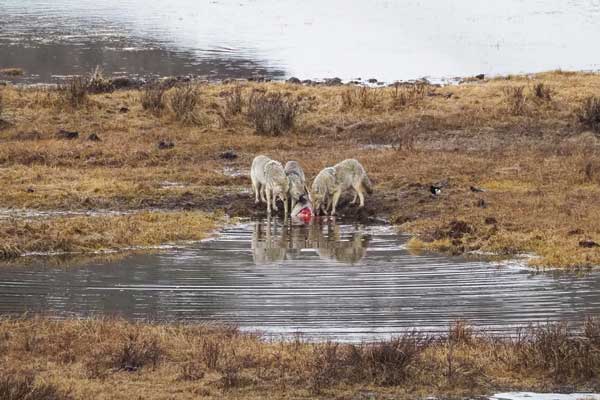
[503,86,526,115]
[169,84,204,125]
[578,96,600,133]
[58,76,88,108]
[141,84,166,116]
[247,92,298,135]
[0,371,73,400]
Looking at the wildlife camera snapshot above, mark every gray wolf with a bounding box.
[310,159,372,216]
[284,160,308,212]
[250,155,272,204]
[264,160,290,215]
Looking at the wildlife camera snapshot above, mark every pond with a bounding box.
[1,0,599,83]
[1,218,600,341]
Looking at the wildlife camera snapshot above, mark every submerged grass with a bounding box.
[1,71,600,267]
[1,318,600,399]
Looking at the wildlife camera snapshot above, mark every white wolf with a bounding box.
[284,160,308,212]
[264,160,290,215]
[250,155,272,204]
[310,159,373,216]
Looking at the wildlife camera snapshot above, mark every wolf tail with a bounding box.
[362,174,373,194]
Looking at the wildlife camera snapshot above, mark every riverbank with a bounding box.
[1,70,600,267]
[1,317,600,399]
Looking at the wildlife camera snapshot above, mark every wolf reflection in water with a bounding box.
[251,219,370,265]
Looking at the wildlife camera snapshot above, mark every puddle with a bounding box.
[490,393,600,400]
[2,218,600,341]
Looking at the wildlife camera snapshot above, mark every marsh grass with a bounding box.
[224,85,244,116]
[390,82,429,109]
[0,67,24,76]
[578,96,600,133]
[0,212,217,258]
[58,76,88,108]
[141,84,166,115]
[247,91,298,135]
[503,86,526,115]
[86,66,113,94]
[0,372,73,400]
[169,84,204,125]
[3,318,600,399]
[533,82,553,101]
[2,71,600,268]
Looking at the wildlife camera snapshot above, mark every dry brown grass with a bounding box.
[1,317,600,399]
[0,67,24,77]
[1,71,600,267]
[0,211,218,258]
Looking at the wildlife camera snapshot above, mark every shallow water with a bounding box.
[1,1,600,83]
[1,219,600,341]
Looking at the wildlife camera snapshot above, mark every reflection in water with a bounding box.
[251,218,369,265]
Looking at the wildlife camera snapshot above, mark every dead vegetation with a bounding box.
[1,71,600,267]
[141,84,167,115]
[169,84,204,125]
[0,212,217,259]
[247,91,298,135]
[579,96,600,133]
[0,67,24,77]
[2,317,600,399]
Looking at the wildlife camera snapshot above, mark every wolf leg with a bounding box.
[253,181,260,204]
[266,186,272,214]
[330,190,342,216]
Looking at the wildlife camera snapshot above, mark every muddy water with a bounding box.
[1,1,600,83]
[2,219,600,341]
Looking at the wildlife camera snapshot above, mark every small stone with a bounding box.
[158,140,175,150]
[56,129,79,140]
[475,73,485,80]
[579,240,600,248]
[476,198,487,208]
[88,133,101,141]
[367,78,378,84]
[484,217,497,225]
[470,185,485,193]
[219,150,238,160]
[119,106,129,113]
[26,187,35,193]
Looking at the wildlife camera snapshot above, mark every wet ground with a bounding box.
[1,1,600,83]
[2,218,600,342]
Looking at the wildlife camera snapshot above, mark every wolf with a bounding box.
[284,160,308,212]
[250,155,272,204]
[310,159,372,216]
[264,160,290,215]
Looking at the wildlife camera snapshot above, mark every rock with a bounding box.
[475,73,485,80]
[430,185,442,196]
[367,78,378,84]
[26,187,35,193]
[158,140,175,150]
[56,129,79,140]
[88,133,101,142]
[324,77,343,86]
[119,107,129,113]
[287,77,301,84]
[219,150,238,160]
[579,240,600,248]
[301,79,313,85]
[484,217,497,225]
[476,198,487,208]
[470,185,485,192]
